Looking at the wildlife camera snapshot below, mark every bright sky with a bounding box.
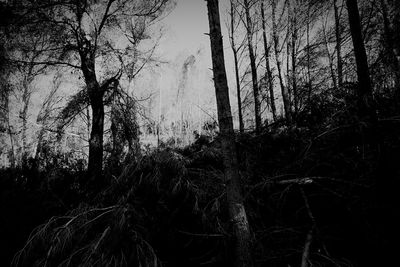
[149,0,241,127]
[158,0,232,64]
[160,0,210,59]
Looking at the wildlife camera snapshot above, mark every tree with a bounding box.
[346,0,377,122]
[289,0,299,115]
[206,0,253,266]
[9,0,170,179]
[228,0,245,132]
[334,0,344,88]
[271,0,292,123]
[261,0,277,122]
[243,0,262,133]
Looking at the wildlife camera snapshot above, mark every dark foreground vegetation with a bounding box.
[1,93,398,266]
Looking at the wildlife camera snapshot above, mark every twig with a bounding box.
[177,230,224,238]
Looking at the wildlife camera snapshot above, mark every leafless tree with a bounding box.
[206,0,253,266]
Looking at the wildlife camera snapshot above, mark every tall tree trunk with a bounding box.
[20,94,29,166]
[230,0,245,132]
[346,0,377,122]
[243,0,261,133]
[206,1,253,266]
[272,0,292,123]
[306,1,312,103]
[290,0,298,115]
[261,0,277,122]
[334,0,343,88]
[110,96,121,168]
[20,70,33,167]
[6,94,15,168]
[322,21,338,90]
[286,12,291,110]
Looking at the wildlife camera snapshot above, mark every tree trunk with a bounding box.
[272,0,291,123]
[334,0,343,88]
[6,94,15,168]
[80,47,105,180]
[243,0,261,133]
[230,0,245,133]
[346,0,377,122]
[206,1,253,266]
[20,72,33,167]
[322,21,338,90]
[306,1,312,103]
[88,96,104,178]
[261,0,277,122]
[34,127,46,163]
[290,0,298,116]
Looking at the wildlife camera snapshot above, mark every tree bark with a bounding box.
[230,0,245,133]
[261,0,277,122]
[346,0,377,122]
[290,0,298,115]
[243,0,261,133]
[272,0,291,123]
[20,71,34,167]
[322,21,338,91]
[88,96,104,178]
[334,0,343,88]
[206,1,253,266]
[306,1,312,103]
[6,94,15,168]
[80,44,105,180]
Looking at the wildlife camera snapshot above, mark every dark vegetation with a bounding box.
[1,90,398,266]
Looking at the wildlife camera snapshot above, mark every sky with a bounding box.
[159,0,211,60]
[151,0,239,120]
[130,0,243,135]
[157,0,233,74]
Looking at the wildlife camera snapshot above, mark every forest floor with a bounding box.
[1,116,399,266]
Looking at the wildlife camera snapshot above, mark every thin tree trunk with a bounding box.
[322,21,338,90]
[6,95,15,168]
[230,0,245,132]
[34,127,45,163]
[286,13,291,109]
[206,1,253,266]
[272,0,291,123]
[346,0,377,122]
[334,0,343,88]
[110,97,120,168]
[261,0,277,122]
[20,66,34,166]
[301,228,313,267]
[306,1,312,103]
[291,0,298,116]
[244,0,261,133]
[20,97,29,166]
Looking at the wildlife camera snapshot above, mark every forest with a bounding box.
[0,0,399,266]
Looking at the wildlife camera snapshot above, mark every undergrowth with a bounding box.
[1,116,399,266]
